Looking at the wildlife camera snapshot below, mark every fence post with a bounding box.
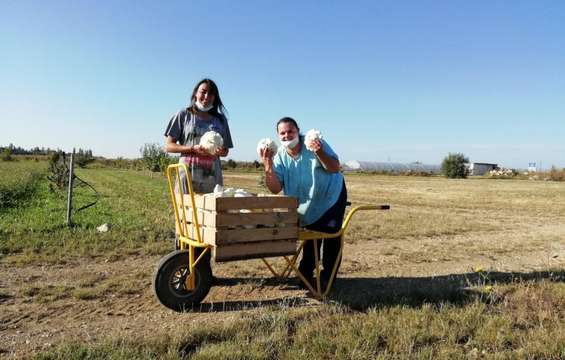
[66,149,75,226]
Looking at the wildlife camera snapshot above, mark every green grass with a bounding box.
[0,160,46,210]
[20,284,75,303]
[0,161,173,262]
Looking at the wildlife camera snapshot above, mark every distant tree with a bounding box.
[441,153,469,179]
[140,143,172,173]
[548,166,565,182]
[1,147,13,161]
[226,159,237,169]
[0,144,57,156]
[75,148,95,168]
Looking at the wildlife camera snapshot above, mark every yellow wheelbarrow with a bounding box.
[153,164,389,311]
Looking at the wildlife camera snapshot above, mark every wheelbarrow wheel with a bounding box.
[153,250,212,311]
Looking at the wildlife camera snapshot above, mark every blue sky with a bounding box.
[1,0,564,169]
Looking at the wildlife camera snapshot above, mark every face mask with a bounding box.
[195,100,213,112]
[280,137,299,150]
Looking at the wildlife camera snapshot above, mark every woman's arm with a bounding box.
[164,136,209,156]
[217,116,233,158]
[309,139,340,173]
[260,148,282,194]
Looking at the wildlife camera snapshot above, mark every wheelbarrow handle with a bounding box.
[341,204,390,232]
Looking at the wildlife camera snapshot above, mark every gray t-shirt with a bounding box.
[165,108,233,193]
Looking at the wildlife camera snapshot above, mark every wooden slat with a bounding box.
[216,196,298,211]
[213,239,297,262]
[213,211,297,227]
[216,227,298,244]
[186,224,298,245]
[178,194,215,211]
[180,209,297,228]
[181,194,298,211]
[179,207,215,227]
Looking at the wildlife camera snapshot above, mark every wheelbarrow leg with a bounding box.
[262,242,304,280]
[313,238,322,295]
[187,244,196,289]
[284,256,320,297]
[283,242,304,278]
[262,258,288,280]
[321,237,344,297]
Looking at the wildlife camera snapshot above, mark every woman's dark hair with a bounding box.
[189,78,228,119]
[276,117,300,132]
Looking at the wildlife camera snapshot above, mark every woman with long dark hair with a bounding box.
[165,78,233,193]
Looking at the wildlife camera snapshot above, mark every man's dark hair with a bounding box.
[276,117,300,132]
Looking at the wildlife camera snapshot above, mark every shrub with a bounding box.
[226,159,237,169]
[0,172,42,211]
[1,148,13,161]
[75,149,95,168]
[140,143,173,173]
[47,151,69,189]
[441,153,469,179]
[548,166,565,182]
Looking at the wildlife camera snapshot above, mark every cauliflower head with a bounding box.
[305,129,323,151]
[199,131,224,154]
[256,138,278,157]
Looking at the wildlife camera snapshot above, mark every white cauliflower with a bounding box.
[199,131,223,154]
[234,189,252,197]
[256,138,278,157]
[210,187,253,198]
[305,129,323,151]
[221,187,236,197]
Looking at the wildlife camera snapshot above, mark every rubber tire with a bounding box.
[153,250,212,312]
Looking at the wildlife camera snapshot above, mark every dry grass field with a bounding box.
[1,164,564,358]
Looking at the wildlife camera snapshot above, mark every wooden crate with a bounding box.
[176,194,299,262]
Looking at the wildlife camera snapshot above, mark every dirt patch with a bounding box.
[2,224,564,358]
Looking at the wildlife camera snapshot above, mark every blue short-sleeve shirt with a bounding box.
[273,137,344,226]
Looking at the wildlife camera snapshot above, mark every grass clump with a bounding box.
[33,337,178,360]
[0,161,45,211]
[547,166,565,182]
[71,274,145,300]
[20,285,74,303]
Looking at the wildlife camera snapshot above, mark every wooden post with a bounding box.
[66,149,75,226]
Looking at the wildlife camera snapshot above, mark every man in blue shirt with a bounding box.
[260,117,348,290]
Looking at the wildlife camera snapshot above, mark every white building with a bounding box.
[469,162,497,176]
[343,160,441,174]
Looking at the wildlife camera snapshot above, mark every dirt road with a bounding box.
[2,224,563,358]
